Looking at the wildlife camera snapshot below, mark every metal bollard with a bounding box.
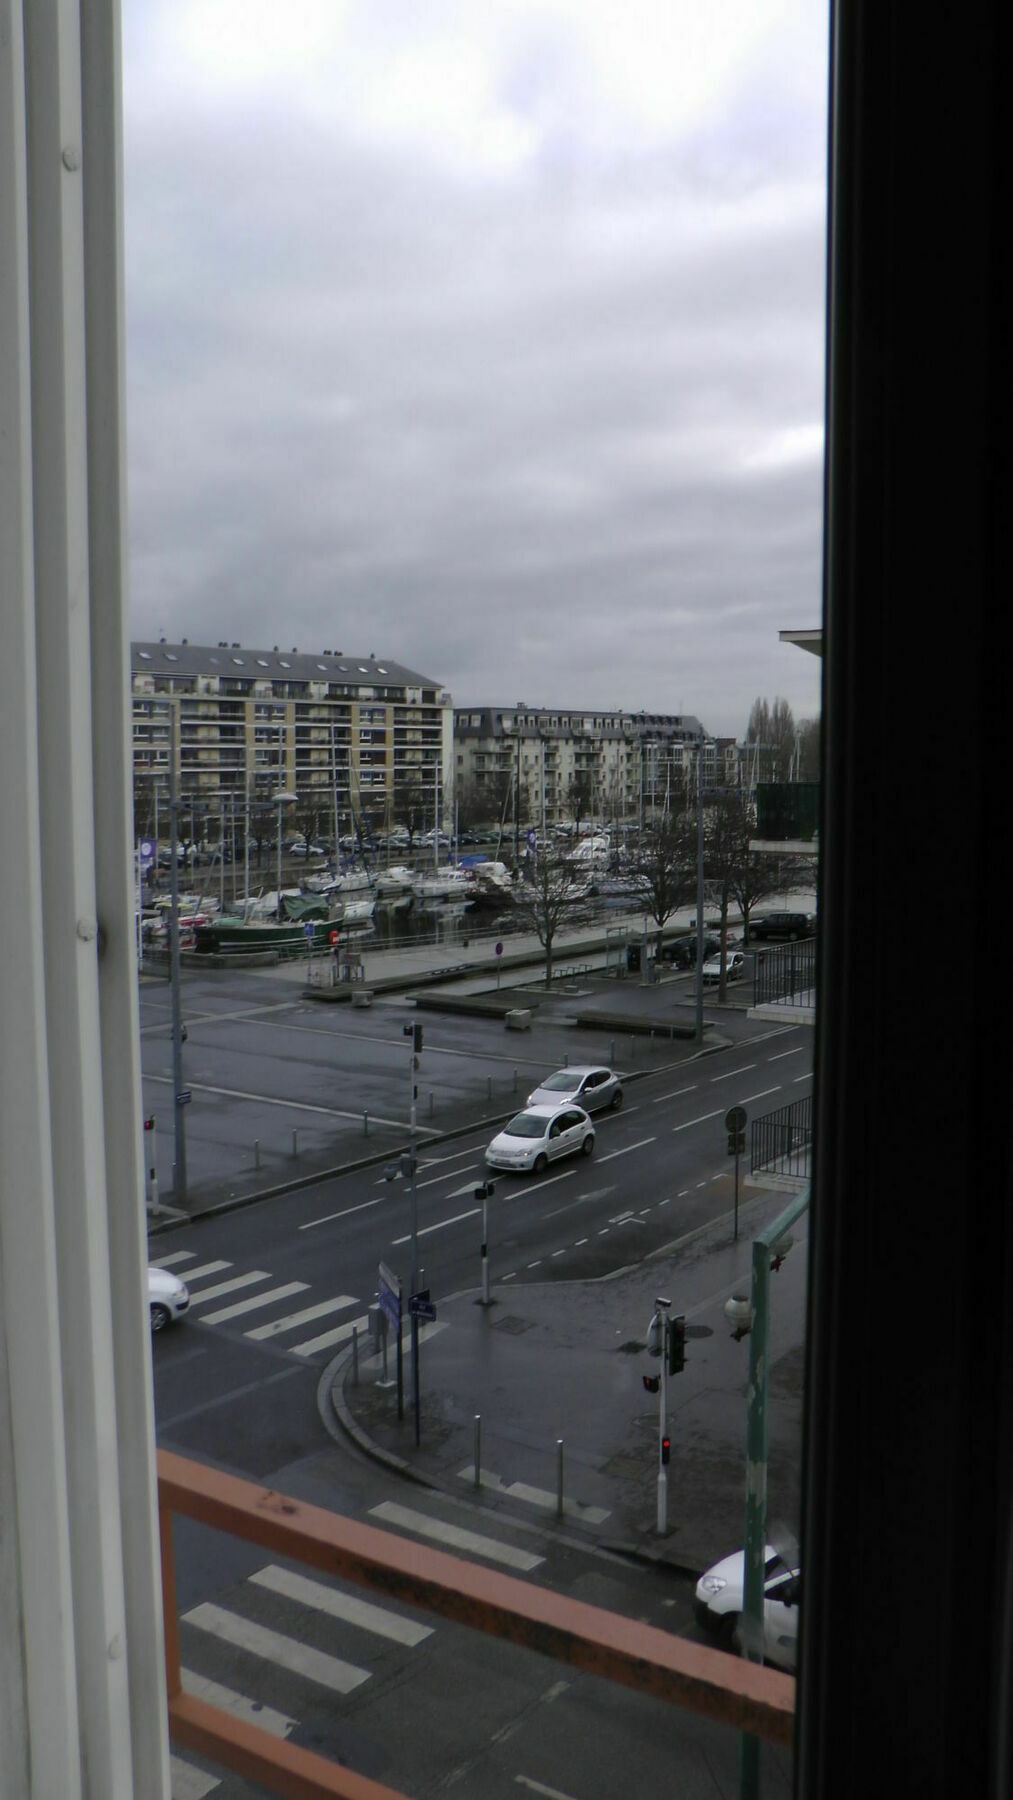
[563,1052,569,1067]
[474,1415,482,1489]
[610,1040,615,1066]
[513,1068,518,1092]
[363,1111,369,1136]
[292,1128,299,1158]
[429,1092,435,1118]
[557,1438,564,1518]
[351,1325,359,1387]
[488,1076,493,1101]
[254,1139,261,1169]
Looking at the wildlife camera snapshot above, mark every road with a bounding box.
[151,985,808,1798]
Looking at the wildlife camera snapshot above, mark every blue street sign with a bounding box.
[304,921,315,939]
[495,942,503,956]
[176,1090,191,1106]
[410,1295,437,1322]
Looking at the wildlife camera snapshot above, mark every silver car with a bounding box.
[148,1264,190,1331]
[526,1065,623,1113]
[485,1104,595,1175]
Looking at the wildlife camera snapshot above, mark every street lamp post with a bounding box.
[274,789,298,919]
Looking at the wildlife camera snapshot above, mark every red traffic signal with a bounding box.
[661,1435,671,1466]
[143,1116,155,1131]
[642,1373,660,1393]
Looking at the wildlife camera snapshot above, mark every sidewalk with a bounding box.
[327,1184,808,1580]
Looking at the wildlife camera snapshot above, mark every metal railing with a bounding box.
[752,937,817,1009]
[158,1449,794,1799]
[750,1093,812,1182]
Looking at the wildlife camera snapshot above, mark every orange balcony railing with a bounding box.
[158,1448,795,1799]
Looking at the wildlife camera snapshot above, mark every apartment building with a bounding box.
[453,703,728,829]
[131,640,453,841]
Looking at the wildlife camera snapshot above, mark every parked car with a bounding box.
[485,1104,595,1175]
[693,1546,800,1671]
[527,1065,623,1113]
[702,950,745,985]
[661,934,721,969]
[749,911,817,942]
[147,1265,190,1332]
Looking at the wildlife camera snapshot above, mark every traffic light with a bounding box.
[668,1314,687,1375]
[143,1115,155,1132]
[661,1435,671,1466]
[642,1373,660,1393]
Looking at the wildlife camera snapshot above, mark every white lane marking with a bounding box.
[186,1271,271,1306]
[174,1260,231,1283]
[200,1282,309,1325]
[369,1501,543,1571]
[575,1237,589,1245]
[145,1071,436,1133]
[417,1143,491,1172]
[418,1168,480,1191]
[447,1178,490,1199]
[390,1207,480,1247]
[169,1756,220,1799]
[455,1469,609,1525]
[245,1295,358,1341]
[515,1776,582,1798]
[739,1087,781,1106]
[499,1168,577,1200]
[180,1667,295,1737]
[551,1248,566,1257]
[598,1137,655,1162]
[300,1197,383,1231]
[250,1566,433,1646]
[651,1084,698,1104]
[769,1046,808,1061]
[150,1250,196,1268]
[672,1108,724,1133]
[141,998,300,1036]
[182,1603,369,1694]
[289,1313,370,1358]
[709,1063,757,1082]
[793,1072,812,1083]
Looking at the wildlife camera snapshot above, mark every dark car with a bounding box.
[749,911,817,942]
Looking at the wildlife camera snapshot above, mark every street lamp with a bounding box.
[274,789,298,918]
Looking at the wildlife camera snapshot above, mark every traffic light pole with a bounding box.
[656,1297,670,1535]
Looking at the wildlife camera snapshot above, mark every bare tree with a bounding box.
[745,696,798,784]
[390,776,429,854]
[566,769,594,840]
[707,791,799,963]
[511,847,586,988]
[631,808,697,958]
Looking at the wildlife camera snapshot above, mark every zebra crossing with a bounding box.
[152,1249,369,1357]
[169,1499,544,1797]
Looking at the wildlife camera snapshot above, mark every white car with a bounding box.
[693,1547,800,1671]
[148,1264,190,1331]
[526,1065,623,1113]
[485,1104,595,1175]
[702,950,745,985]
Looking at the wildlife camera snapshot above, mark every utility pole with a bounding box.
[404,1021,423,1445]
[696,739,705,1043]
[168,700,187,1203]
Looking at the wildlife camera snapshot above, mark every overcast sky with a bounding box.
[122,1,828,739]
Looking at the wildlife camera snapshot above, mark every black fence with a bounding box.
[752,936,817,1008]
[751,1093,812,1182]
